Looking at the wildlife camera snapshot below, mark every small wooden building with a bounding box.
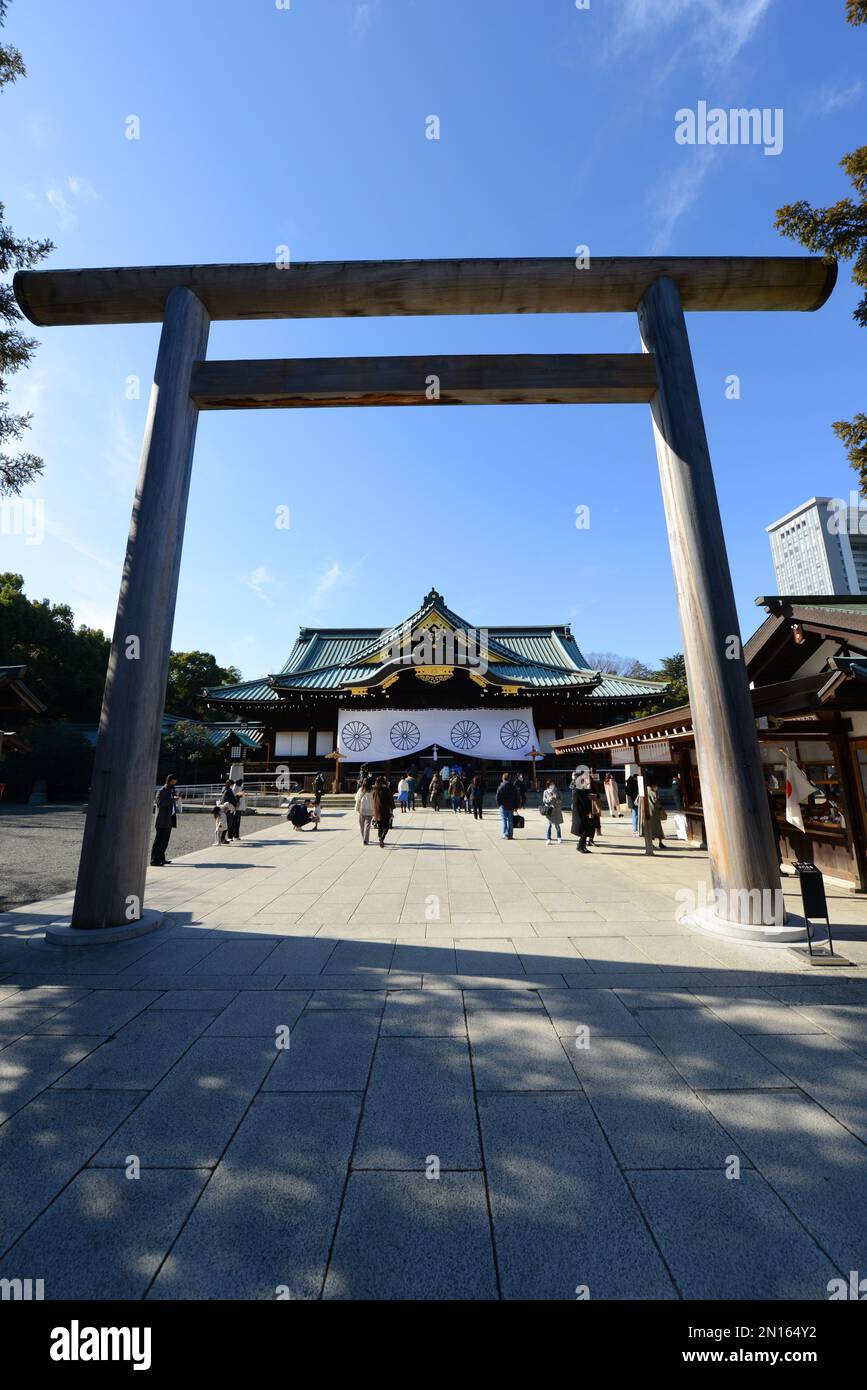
[553,596,867,890]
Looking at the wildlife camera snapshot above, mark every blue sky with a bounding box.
[2,0,865,680]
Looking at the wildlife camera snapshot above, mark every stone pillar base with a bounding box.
[45,908,166,947]
[687,906,810,947]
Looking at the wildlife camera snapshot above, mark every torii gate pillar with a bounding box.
[638,277,796,940]
[68,288,210,932]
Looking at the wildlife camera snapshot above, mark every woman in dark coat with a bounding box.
[372,776,394,848]
[571,782,593,854]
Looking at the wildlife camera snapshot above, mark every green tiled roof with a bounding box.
[206,590,666,706]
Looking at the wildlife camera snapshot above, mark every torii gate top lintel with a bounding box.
[14,254,836,327]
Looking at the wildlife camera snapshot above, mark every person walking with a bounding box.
[355,775,375,845]
[406,771,416,810]
[542,778,563,844]
[373,775,394,847]
[496,771,519,840]
[514,773,526,809]
[397,773,410,813]
[587,779,603,845]
[419,767,432,808]
[639,774,666,850]
[625,770,640,834]
[571,778,593,853]
[429,772,443,811]
[448,772,465,813]
[604,772,622,818]
[151,774,178,866]
[468,774,485,820]
[314,771,325,807]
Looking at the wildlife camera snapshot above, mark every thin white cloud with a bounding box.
[610,0,775,69]
[819,80,864,115]
[309,560,350,611]
[648,148,718,251]
[352,0,380,40]
[43,515,118,573]
[45,174,98,227]
[242,565,275,605]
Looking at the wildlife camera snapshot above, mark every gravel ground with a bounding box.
[0,804,286,912]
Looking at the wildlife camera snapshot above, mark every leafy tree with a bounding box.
[654,653,689,706]
[6,721,92,798]
[0,572,110,720]
[632,653,689,717]
[166,651,241,720]
[775,2,867,488]
[159,720,222,783]
[1,1,54,496]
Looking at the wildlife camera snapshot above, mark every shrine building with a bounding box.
[204,588,667,784]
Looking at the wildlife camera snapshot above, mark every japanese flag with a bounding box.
[785,756,817,832]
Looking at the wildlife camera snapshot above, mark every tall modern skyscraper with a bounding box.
[767,495,867,596]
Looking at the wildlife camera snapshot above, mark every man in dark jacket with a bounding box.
[625,771,640,834]
[571,783,593,853]
[313,772,325,806]
[151,774,178,866]
[496,773,519,839]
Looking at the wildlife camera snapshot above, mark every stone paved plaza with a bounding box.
[1,805,867,1300]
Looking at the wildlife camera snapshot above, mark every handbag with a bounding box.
[539,802,551,817]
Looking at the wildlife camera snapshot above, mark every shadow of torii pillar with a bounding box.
[638,276,803,942]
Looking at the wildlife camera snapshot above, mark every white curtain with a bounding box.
[336,707,541,762]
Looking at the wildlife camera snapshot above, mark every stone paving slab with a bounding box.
[467,1010,580,1092]
[51,1011,213,1091]
[307,990,387,1011]
[0,1089,143,1254]
[629,1170,839,1300]
[479,1093,677,1300]
[0,1167,209,1300]
[702,1087,867,1274]
[203,991,310,1037]
[380,991,466,1035]
[540,987,646,1036]
[0,1036,104,1120]
[567,1035,750,1169]
[263,1010,380,1092]
[323,1172,497,1300]
[745,1031,867,1142]
[635,1006,794,1091]
[31,989,162,1035]
[92,1038,276,1168]
[354,1037,479,1169]
[147,1094,360,1299]
[147,990,239,1012]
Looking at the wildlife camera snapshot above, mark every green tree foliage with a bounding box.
[654,653,689,706]
[166,651,241,720]
[0,572,110,720]
[160,720,216,769]
[0,1,54,496]
[775,4,867,488]
[7,721,92,797]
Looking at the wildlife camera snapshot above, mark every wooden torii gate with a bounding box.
[14,256,836,941]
